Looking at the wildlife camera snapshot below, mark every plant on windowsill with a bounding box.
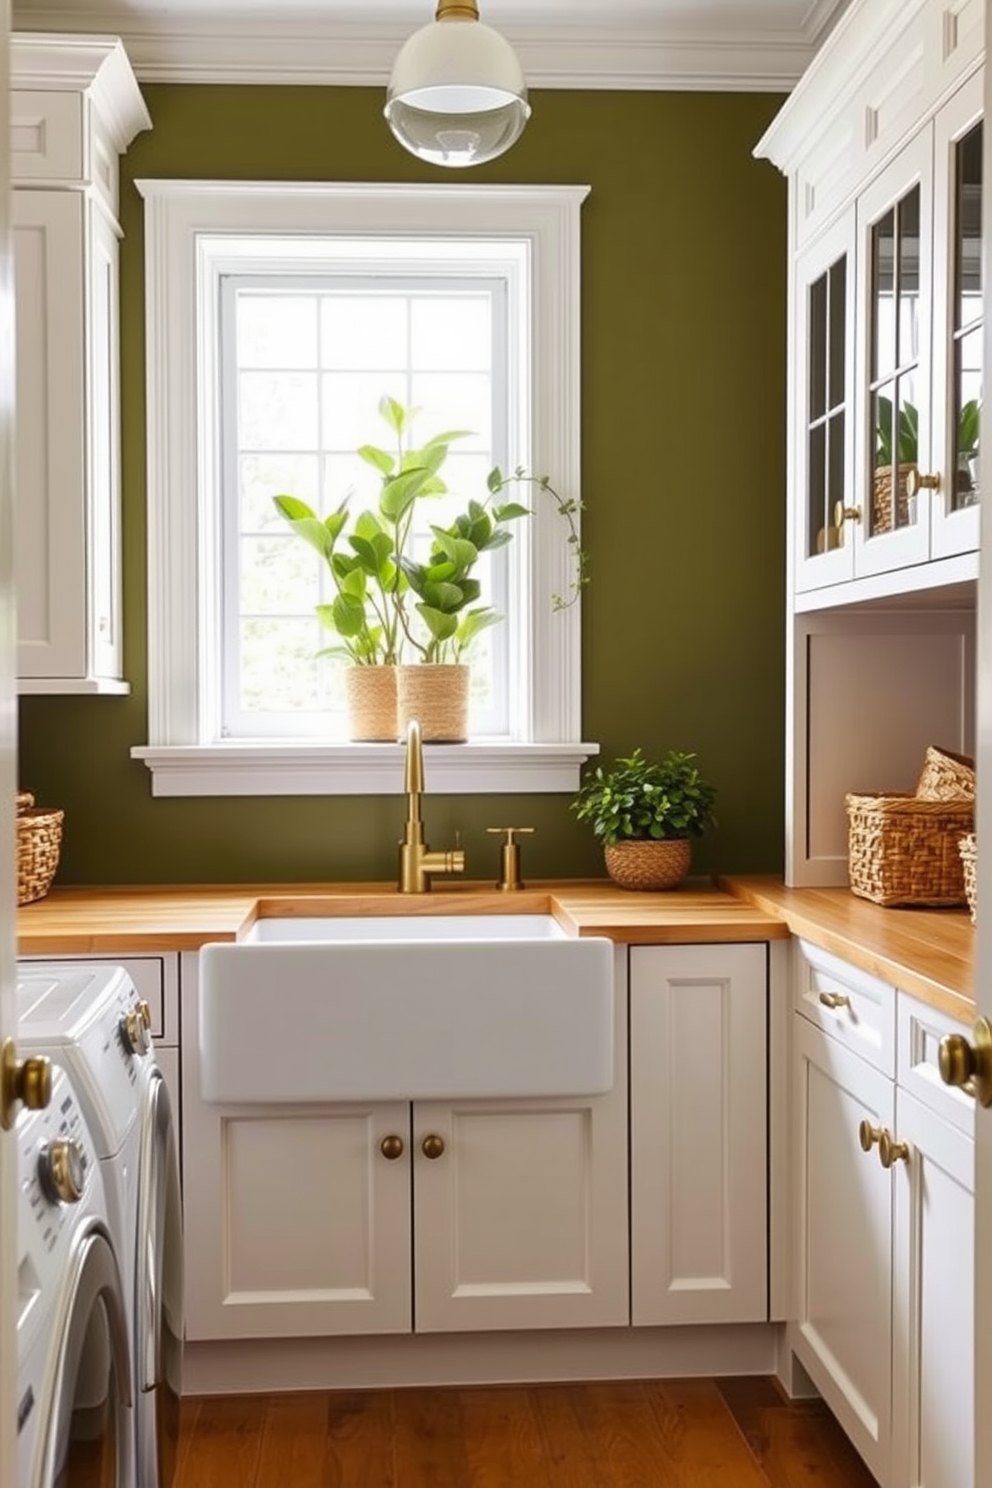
[274,394,587,742]
[571,748,718,891]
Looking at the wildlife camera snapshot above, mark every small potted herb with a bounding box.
[571,748,717,890]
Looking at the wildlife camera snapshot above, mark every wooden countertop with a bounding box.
[721,875,974,1020]
[20,876,972,1023]
[17,880,788,954]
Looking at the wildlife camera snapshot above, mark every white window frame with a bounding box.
[132,180,594,797]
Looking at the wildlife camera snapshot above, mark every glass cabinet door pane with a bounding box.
[828,259,846,409]
[872,207,896,381]
[896,187,921,366]
[952,122,982,512]
[809,275,827,419]
[808,422,826,557]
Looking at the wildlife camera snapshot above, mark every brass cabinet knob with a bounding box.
[38,1138,86,1205]
[834,501,863,525]
[858,1120,883,1153]
[878,1131,910,1168]
[380,1134,405,1161]
[905,467,941,499]
[818,990,850,1009]
[939,1017,992,1106]
[1,1040,52,1131]
[421,1134,445,1160]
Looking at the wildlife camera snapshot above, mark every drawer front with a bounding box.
[12,91,84,182]
[897,992,976,1137]
[794,939,896,1076]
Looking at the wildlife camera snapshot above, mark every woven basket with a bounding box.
[916,745,976,802]
[396,664,469,743]
[846,792,973,907]
[345,665,398,742]
[16,792,64,906]
[959,833,977,925]
[604,838,692,892]
[871,462,914,535]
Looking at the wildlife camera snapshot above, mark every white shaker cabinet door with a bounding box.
[792,1014,894,1487]
[891,1086,974,1488]
[412,981,629,1335]
[630,942,768,1326]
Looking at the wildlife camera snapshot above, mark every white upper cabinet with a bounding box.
[757,0,984,609]
[11,36,150,693]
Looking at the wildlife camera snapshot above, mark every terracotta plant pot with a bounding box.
[604,838,692,892]
[345,666,398,742]
[396,663,469,743]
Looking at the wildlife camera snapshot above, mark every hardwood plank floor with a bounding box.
[174,1378,880,1488]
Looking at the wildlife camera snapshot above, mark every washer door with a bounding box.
[38,1223,132,1488]
[136,1069,183,1488]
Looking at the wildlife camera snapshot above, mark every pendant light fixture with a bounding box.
[385,0,531,169]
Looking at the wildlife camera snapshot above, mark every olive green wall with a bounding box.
[17,84,788,885]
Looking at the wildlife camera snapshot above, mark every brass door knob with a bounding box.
[878,1130,910,1168]
[905,467,941,499]
[834,501,863,525]
[939,1017,992,1105]
[421,1134,445,1159]
[1,1040,52,1131]
[380,1134,405,1161]
[858,1120,883,1153]
[818,990,850,1009]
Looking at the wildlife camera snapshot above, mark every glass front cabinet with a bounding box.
[794,70,982,596]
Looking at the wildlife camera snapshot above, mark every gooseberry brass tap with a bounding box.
[398,718,466,893]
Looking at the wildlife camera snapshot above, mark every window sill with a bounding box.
[131,741,600,797]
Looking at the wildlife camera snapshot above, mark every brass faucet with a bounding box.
[398,719,466,893]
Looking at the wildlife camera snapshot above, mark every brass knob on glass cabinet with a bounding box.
[380,1134,405,1161]
[858,1120,883,1154]
[818,991,850,1009]
[834,501,863,526]
[0,1040,52,1131]
[939,1017,992,1106]
[905,467,941,499]
[878,1130,910,1168]
[421,1134,445,1160]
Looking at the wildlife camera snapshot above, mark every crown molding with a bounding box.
[11,12,818,90]
[11,32,151,146]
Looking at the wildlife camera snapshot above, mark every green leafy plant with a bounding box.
[875,396,918,467]
[959,397,981,457]
[274,394,588,666]
[570,748,717,847]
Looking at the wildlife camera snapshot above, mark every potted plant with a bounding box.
[571,748,717,890]
[274,395,586,741]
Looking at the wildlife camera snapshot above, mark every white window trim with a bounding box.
[132,179,596,797]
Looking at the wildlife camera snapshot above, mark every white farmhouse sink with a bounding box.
[199,916,614,1104]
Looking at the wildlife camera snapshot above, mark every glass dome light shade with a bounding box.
[385,14,531,169]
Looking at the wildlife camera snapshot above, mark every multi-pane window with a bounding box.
[220,269,516,739]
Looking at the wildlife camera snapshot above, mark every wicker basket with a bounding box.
[916,745,976,802]
[846,792,973,907]
[16,792,64,906]
[871,462,914,535]
[959,832,978,925]
[604,838,692,891]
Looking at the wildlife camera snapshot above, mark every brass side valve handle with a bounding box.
[487,826,535,892]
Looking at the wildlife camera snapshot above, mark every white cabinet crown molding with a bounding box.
[11,32,150,149]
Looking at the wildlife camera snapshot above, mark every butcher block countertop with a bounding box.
[721,875,974,1020]
[17,880,787,955]
[18,877,974,1021]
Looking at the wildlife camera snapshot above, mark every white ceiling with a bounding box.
[11,0,853,89]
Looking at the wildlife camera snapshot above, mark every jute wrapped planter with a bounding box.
[604,838,692,891]
[345,666,398,742]
[397,664,469,743]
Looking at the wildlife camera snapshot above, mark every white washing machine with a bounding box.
[17,962,184,1488]
[17,1064,133,1488]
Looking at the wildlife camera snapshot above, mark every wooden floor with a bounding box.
[173,1377,880,1487]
